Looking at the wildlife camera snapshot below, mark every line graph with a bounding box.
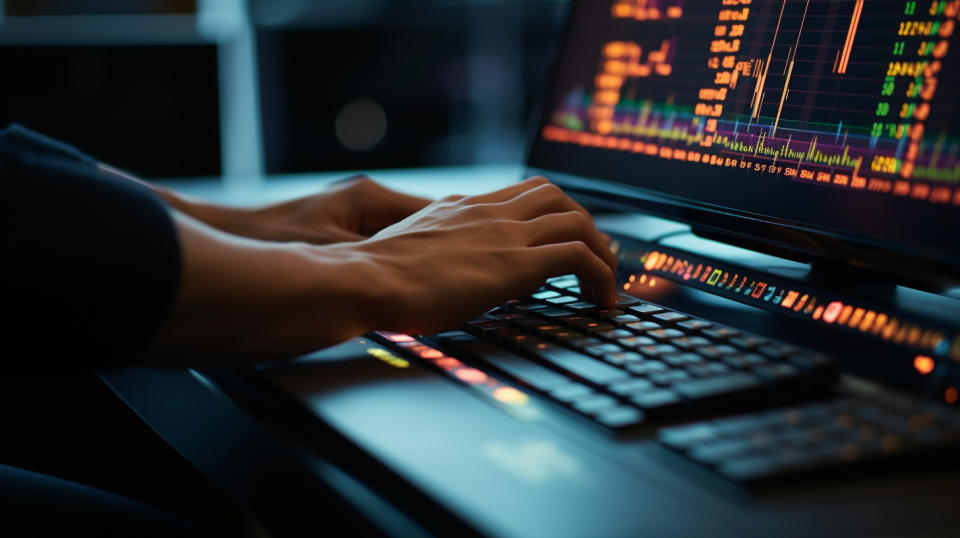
[541,0,960,205]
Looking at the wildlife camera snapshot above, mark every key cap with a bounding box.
[564,301,597,312]
[532,290,561,300]
[546,295,578,305]
[573,394,619,414]
[631,389,685,416]
[626,361,668,375]
[677,319,712,332]
[648,328,685,341]
[615,294,640,307]
[658,423,721,450]
[673,373,764,402]
[649,370,690,385]
[608,377,655,396]
[653,312,689,323]
[584,343,623,357]
[627,304,664,316]
[626,321,662,332]
[603,351,644,365]
[638,344,680,357]
[528,343,629,385]
[671,336,712,349]
[609,314,642,326]
[595,406,645,428]
[596,329,634,340]
[703,327,740,340]
[618,336,657,348]
[445,339,568,390]
[697,345,738,359]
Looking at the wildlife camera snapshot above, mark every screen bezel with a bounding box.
[524,0,960,290]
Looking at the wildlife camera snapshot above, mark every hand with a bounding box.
[355,177,618,335]
[155,175,431,245]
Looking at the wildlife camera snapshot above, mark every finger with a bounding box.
[466,176,550,204]
[521,211,618,273]
[522,242,617,308]
[497,181,593,223]
[360,186,434,234]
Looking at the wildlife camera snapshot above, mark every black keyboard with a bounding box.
[658,393,960,483]
[374,275,960,484]
[430,275,836,430]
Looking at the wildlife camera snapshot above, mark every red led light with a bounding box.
[385,333,415,343]
[436,357,463,370]
[419,349,443,359]
[946,387,958,405]
[913,355,935,375]
[822,301,843,324]
[454,368,488,385]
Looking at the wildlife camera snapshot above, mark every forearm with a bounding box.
[142,210,381,367]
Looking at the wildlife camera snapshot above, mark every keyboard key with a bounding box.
[568,337,604,350]
[608,377,655,396]
[649,370,691,385]
[653,312,689,323]
[639,344,680,357]
[722,353,769,370]
[648,328,685,341]
[445,339,568,390]
[626,361,667,375]
[584,343,623,357]
[595,406,645,428]
[546,295,578,305]
[757,344,799,359]
[729,335,770,349]
[564,301,597,312]
[610,314,642,326]
[434,330,476,343]
[658,423,720,450]
[615,294,640,307]
[546,276,578,289]
[626,321,662,332]
[603,351,644,365]
[529,343,629,385]
[631,389,685,416]
[703,327,740,340]
[662,353,703,367]
[532,290,561,300]
[673,373,764,402]
[671,336,712,349]
[549,383,594,402]
[596,329,634,340]
[540,309,575,319]
[677,319,712,332]
[686,362,731,377]
[627,304,664,316]
[618,336,657,348]
[573,394,619,414]
[697,345,738,359]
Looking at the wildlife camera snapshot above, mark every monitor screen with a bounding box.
[528,0,960,278]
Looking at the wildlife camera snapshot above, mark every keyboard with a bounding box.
[373,275,960,485]
[430,275,836,430]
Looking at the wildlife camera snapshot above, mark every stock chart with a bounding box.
[541,0,960,206]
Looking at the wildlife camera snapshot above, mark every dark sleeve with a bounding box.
[1,125,182,372]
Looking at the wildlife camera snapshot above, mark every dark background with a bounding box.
[0,1,568,536]
[0,0,569,177]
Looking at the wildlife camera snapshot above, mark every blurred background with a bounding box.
[0,0,570,179]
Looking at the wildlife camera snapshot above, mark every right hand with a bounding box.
[354,177,618,335]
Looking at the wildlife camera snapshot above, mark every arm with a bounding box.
[100,163,431,245]
[145,178,618,367]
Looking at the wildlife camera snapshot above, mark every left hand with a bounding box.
[190,175,433,245]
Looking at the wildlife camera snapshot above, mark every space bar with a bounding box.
[445,339,569,391]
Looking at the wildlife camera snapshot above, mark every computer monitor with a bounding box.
[527,0,960,287]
